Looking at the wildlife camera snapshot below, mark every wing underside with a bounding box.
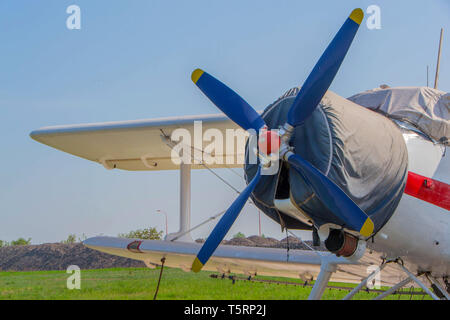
[30,114,247,171]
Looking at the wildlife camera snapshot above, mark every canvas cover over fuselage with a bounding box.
[245,88,409,234]
[348,86,449,146]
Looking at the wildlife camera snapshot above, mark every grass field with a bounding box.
[0,267,430,300]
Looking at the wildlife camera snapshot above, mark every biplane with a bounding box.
[30,9,449,300]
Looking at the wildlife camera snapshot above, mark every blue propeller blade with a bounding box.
[287,9,363,127]
[286,153,374,237]
[192,69,266,131]
[192,167,262,272]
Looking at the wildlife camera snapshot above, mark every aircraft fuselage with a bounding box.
[368,129,449,276]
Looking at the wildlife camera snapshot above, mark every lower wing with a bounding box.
[84,236,403,285]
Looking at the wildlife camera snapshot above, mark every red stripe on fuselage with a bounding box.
[405,172,450,210]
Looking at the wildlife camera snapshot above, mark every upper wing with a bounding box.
[30,113,248,171]
[84,236,403,285]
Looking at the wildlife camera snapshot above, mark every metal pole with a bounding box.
[178,162,193,241]
[374,277,412,300]
[258,210,262,237]
[398,264,440,300]
[434,28,443,90]
[156,210,168,236]
[343,262,387,300]
[164,211,168,235]
[169,210,226,242]
[308,262,336,300]
[165,162,193,242]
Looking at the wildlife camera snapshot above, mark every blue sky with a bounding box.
[0,0,449,244]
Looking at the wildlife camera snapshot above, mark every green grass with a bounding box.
[0,267,430,300]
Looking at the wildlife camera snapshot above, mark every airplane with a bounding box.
[30,8,450,300]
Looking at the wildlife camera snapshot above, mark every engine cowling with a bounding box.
[245,87,408,236]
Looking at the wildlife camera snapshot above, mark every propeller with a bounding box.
[282,8,373,237]
[190,70,266,272]
[192,166,262,272]
[286,153,374,237]
[190,8,373,273]
[192,69,265,131]
[287,8,364,126]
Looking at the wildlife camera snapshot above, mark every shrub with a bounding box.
[10,237,32,246]
[61,234,77,244]
[118,227,163,240]
[233,232,245,239]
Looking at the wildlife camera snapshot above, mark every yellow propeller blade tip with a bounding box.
[191,69,204,84]
[360,217,374,237]
[349,8,364,25]
[191,257,203,273]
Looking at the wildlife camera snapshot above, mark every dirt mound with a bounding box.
[224,235,327,251]
[224,237,256,247]
[280,236,328,251]
[246,236,280,247]
[0,236,327,272]
[280,236,302,245]
[0,243,145,272]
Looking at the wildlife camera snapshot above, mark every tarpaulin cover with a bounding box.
[348,86,449,146]
[245,88,408,233]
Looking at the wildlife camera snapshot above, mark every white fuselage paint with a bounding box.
[275,130,449,277]
[368,132,449,277]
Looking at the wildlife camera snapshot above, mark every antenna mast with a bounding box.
[434,28,444,90]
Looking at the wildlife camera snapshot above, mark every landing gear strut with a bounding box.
[344,258,447,300]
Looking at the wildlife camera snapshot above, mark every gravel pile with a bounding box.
[202,235,328,251]
[0,243,145,271]
[0,236,326,272]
